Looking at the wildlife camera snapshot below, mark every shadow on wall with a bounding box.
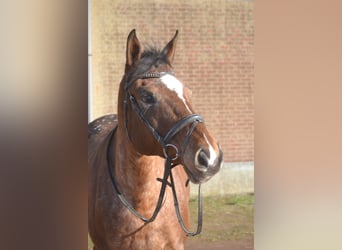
[190,162,254,197]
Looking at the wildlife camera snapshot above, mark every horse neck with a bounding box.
[111,126,165,203]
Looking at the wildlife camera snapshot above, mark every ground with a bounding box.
[186,193,254,250]
[187,239,253,250]
[88,193,254,250]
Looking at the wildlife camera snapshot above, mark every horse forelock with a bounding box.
[141,44,170,63]
[125,45,172,86]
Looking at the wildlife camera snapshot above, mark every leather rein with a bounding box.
[107,71,204,236]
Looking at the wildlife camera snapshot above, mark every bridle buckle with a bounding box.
[163,144,179,161]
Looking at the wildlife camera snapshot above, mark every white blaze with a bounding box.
[203,134,217,166]
[160,74,192,113]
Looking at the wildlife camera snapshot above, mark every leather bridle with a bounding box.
[107,71,204,236]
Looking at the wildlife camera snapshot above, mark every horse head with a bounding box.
[118,29,223,184]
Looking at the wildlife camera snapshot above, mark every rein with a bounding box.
[107,71,204,236]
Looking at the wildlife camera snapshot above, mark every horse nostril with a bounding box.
[197,149,210,169]
[198,150,209,166]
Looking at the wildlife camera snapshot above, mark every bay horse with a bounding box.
[88,29,223,250]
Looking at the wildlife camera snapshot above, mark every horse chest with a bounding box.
[103,212,186,250]
[101,190,187,249]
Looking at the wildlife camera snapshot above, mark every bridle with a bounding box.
[107,71,204,236]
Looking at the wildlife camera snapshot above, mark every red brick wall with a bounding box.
[91,0,254,162]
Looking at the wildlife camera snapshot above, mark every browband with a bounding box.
[125,71,174,90]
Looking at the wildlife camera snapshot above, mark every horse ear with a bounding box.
[162,30,178,64]
[126,29,142,71]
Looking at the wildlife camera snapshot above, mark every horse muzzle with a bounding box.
[195,147,223,173]
[185,145,223,184]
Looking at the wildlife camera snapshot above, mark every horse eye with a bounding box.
[141,92,156,104]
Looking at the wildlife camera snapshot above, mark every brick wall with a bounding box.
[91,0,254,162]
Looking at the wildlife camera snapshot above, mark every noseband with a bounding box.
[107,71,204,236]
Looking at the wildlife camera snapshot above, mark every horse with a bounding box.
[88,29,223,250]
